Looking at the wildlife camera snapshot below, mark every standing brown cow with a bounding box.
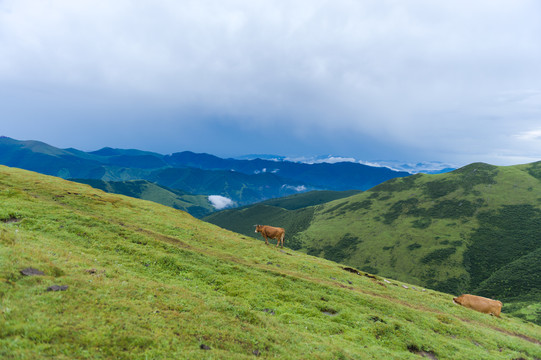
[453,294,502,317]
[255,225,285,248]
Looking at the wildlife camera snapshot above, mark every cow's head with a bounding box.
[255,225,262,233]
[453,295,465,305]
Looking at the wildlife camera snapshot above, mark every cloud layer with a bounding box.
[1,1,541,165]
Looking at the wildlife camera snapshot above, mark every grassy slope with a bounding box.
[297,163,541,319]
[71,179,215,218]
[205,163,541,325]
[1,165,540,359]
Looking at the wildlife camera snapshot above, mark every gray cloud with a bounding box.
[1,1,541,165]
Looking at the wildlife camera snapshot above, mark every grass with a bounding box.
[71,179,214,217]
[1,165,540,359]
[206,163,541,319]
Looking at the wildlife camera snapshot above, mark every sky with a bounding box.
[1,0,541,167]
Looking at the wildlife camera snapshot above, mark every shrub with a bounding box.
[420,247,457,264]
[426,200,479,219]
[423,179,459,199]
[411,218,431,229]
[381,198,420,224]
[321,234,361,263]
[465,205,541,289]
[526,161,541,180]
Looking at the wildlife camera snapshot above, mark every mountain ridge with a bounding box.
[0,136,410,209]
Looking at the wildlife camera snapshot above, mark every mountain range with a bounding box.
[0,136,409,215]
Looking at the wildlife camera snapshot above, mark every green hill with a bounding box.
[71,179,215,217]
[204,162,541,325]
[1,165,540,359]
[250,190,362,210]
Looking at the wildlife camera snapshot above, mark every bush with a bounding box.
[411,218,431,229]
[321,234,361,263]
[426,200,479,219]
[423,179,459,199]
[474,248,541,300]
[465,205,541,289]
[407,243,422,251]
[526,161,541,180]
[420,247,457,264]
[381,198,420,224]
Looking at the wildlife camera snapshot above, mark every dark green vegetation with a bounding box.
[205,162,541,325]
[1,166,540,359]
[0,137,408,210]
[245,189,362,210]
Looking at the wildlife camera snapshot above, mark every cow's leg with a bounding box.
[263,235,269,245]
[280,234,284,248]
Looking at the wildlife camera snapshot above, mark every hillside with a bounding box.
[247,189,362,210]
[1,165,540,359]
[71,179,215,218]
[204,162,541,325]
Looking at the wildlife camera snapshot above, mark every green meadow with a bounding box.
[206,163,541,326]
[71,179,214,218]
[1,165,540,359]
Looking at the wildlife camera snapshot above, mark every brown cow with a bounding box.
[255,225,285,248]
[453,294,502,317]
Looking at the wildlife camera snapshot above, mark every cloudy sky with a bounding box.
[2,0,541,167]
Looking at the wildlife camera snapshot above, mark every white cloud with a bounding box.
[254,168,280,174]
[282,184,307,192]
[359,160,458,174]
[208,195,235,210]
[315,156,357,164]
[285,155,356,164]
[514,129,541,141]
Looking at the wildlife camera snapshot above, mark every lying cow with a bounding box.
[255,225,285,248]
[453,294,502,317]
